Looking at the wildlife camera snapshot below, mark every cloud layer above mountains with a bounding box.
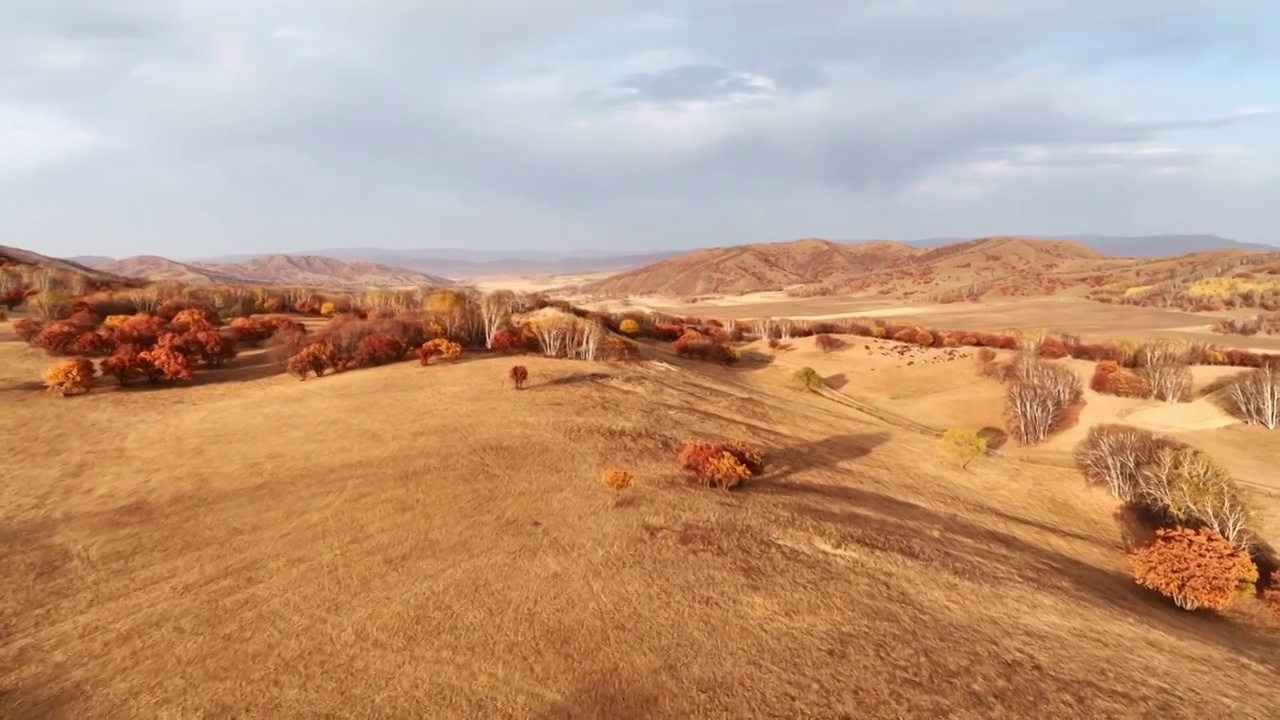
[3,0,1278,256]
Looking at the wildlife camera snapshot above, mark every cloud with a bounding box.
[1,0,1278,257]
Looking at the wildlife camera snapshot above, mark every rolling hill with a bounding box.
[908,234,1279,257]
[578,238,921,297]
[193,248,684,278]
[87,254,453,289]
[0,244,144,290]
[579,236,1273,301]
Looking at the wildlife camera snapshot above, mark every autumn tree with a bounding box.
[287,342,340,380]
[31,322,80,355]
[139,334,194,381]
[677,440,765,490]
[353,332,406,367]
[228,317,275,347]
[939,428,987,469]
[791,367,825,392]
[814,333,840,353]
[42,358,96,396]
[100,344,161,386]
[1128,527,1258,611]
[509,365,529,389]
[618,319,641,337]
[419,338,463,365]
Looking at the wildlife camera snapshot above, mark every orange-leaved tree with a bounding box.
[677,439,765,490]
[1128,527,1258,611]
[42,358,96,396]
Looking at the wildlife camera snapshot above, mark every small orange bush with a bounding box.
[618,319,641,336]
[815,333,839,353]
[602,469,633,493]
[42,358,95,396]
[1128,527,1258,611]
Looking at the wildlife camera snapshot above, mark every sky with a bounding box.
[2,0,1279,259]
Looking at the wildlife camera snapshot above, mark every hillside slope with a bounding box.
[581,238,919,296]
[582,236,1273,302]
[1,340,1276,717]
[91,253,452,288]
[0,244,143,290]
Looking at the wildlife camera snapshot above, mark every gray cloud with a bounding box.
[1,0,1278,256]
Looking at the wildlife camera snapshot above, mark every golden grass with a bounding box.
[2,321,1279,718]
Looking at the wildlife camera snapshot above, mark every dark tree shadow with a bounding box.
[976,426,1008,452]
[737,349,776,367]
[537,672,661,719]
[532,372,615,389]
[770,481,1280,675]
[823,373,849,390]
[758,432,891,481]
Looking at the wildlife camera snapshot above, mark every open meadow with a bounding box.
[3,280,1280,719]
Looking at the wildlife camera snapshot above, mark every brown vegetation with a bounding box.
[676,440,766,490]
[42,358,95,396]
[1219,366,1280,429]
[509,364,529,389]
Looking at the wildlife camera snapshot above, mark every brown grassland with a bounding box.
[3,240,1280,718]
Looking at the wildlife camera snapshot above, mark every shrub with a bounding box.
[100,345,161,386]
[1128,527,1258,611]
[602,469,633,494]
[509,364,529,389]
[939,429,987,469]
[0,310,6,322]
[618,319,641,337]
[12,318,44,342]
[677,440,764,490]
[139,336,194,381]
[113,314,166,347]
[1090,360,1151,398]
[419,338,462,364]
[287,342,339,380]
[976,347,997,363]
[489,329,521,353]
[791,367,825,392]
[320,302,337,318]
[71,331,117,357]
[183,328,238,367]
[815,333,840,353]
[353,333,406,367]
[228,317,274,346]
[31,322,81,355]
[1221,366,1280,429]
[42,358,95,396]
[912,329,935,347]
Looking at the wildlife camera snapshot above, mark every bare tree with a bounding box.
[1139,364,1193,403]
[1004,382,1062,445]
[1223,366,1280,429]
[1074,424,1164,501]
[565,319,603,361]
[479,290,516,349]
[751,317,775,341]
[1140,446,1255,549]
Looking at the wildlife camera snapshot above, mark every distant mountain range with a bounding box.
[180,248,685,279]
[903,234,1278,257]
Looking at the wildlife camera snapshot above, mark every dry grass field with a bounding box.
[3,300,1280,719]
